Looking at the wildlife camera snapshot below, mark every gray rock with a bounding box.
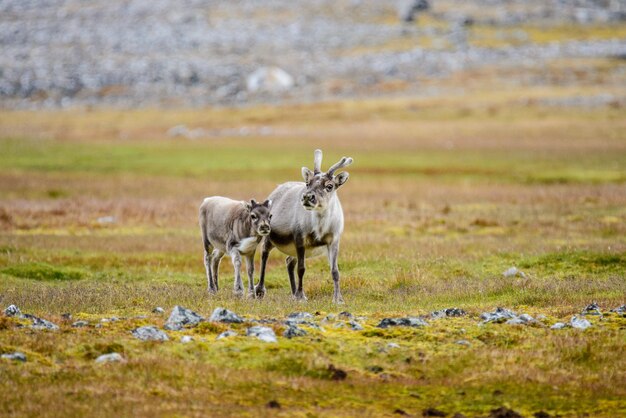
[72,320,89,327]
[95,353,124,363]
[387,342,400,349]
[180,335,194,344]
[164,305,203,331]
[4,305,21,317]
[338,311,354,320]
[283,325,307,339]
[582,302,602,316]
[455,340,471,347]
[551,322,568,330]
[246,67,294,93]
[100,317,120,323]
[286,312,313,324]
[570,316,592,330]
[377,317,427,328]
[431,307,466,319]
[97,216,116,224]
[503,266,526,278]
[480,307,517,323]
[132,326,169,341]
[24,314,59,330]
[247,326,277,343]
[1,352,27,362]
[611,304,626,315]
[209,307,243,323]
[216,330,238,340]
[506,313,536,325]
[152,307,165,314]
[349,320,364,331]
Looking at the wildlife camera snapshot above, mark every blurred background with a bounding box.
[1,0,625,109]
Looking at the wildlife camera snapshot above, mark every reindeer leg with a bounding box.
[245,252,255,299]
[285,256,297,295]
[328,241,344,304]
[204,245,216,294]
[211,249,223,291]
[255,237,274,299]
[294,245,307,301]
[230,250,244,297]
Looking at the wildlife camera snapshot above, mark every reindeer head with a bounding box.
[244,199,272,236]
[301,149,353,211]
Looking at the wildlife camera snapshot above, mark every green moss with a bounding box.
[1,262,85,281]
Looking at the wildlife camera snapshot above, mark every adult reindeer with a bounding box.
[255,149,353,303]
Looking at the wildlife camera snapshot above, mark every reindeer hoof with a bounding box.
[293,291,308,301]
[333,294,345,305]
[254,285,266,299]
[247,290,256,299]
[233,288,244,298]
[208,287,218,295]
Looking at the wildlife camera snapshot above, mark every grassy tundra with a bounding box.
[1,87,626,417]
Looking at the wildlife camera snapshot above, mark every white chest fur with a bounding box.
[236,237,260,254]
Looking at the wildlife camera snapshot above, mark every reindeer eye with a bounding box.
[325,184,334,192]
[251,214,258,221]
[269,214,273,220]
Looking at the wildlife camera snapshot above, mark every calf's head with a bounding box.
[301,149,353,211]
[244,199,272,236]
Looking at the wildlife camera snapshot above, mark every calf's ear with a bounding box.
[243,201,253,211]
[262,199,272,208]
[302,167,314,183]
[334,172,349,188]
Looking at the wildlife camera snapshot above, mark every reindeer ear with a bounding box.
[243,201,253,211]
[262,199,272,208]
[250,199,258,207]
[301,167,314,183]
[334,171,349,188]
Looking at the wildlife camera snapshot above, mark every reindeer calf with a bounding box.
[199,197,271,297]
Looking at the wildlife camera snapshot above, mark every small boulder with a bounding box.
[286,312,313,324]
[25,314,59,330]
[338,311,354,320]
[209,307,243,323]
[283,325,307,339]
[132,326,169,341]
[377,317,427,328]
[570,316,592,330]
[72,320,89,327]
[611,304,626,315]
[480,307,517,323]
[152,307,165,314]
[246,67,294,93]
[180,335,194,344]
[164,305,204,331]
[216,330,238,340]
[349,320,364,331]
[502,266,526,278]
[581,302,602,316]
[455,339,471,347]
[506,313,535,325]
[4,305,22,317]
[551,322,568,330]
[95,353,124,363]
[387,342,400,349]
[1,352,27,362]
[431,308,466,319]
[247,326,277,343]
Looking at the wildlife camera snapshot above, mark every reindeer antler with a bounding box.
[313,149,323,174]
[327,156,353,176]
